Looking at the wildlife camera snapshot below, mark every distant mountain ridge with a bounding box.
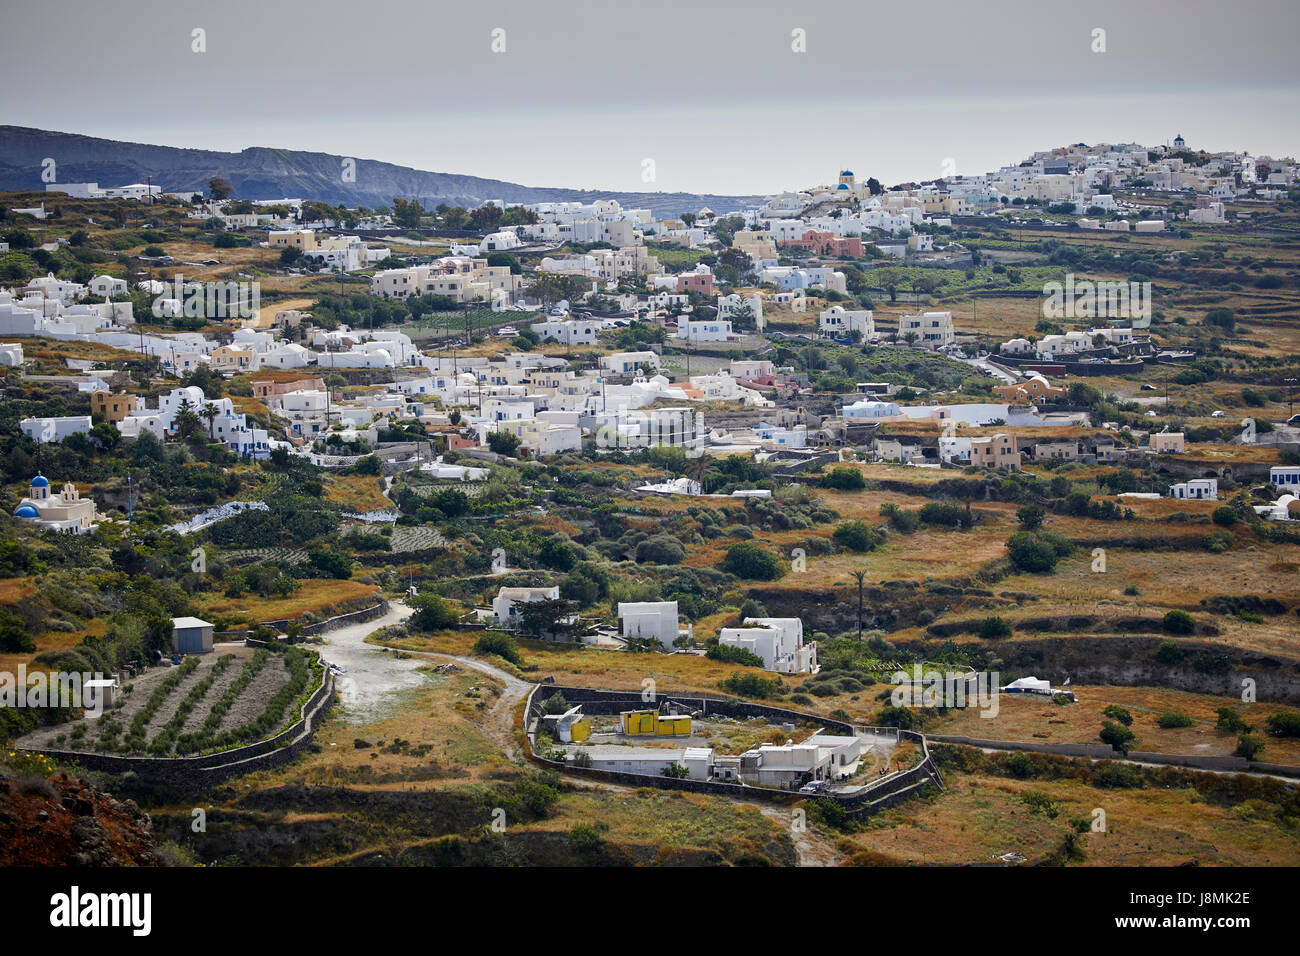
[0,126,760,217]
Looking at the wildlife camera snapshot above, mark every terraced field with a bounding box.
[16,646,323,758]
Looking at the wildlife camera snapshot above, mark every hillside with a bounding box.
[0,126,760,216]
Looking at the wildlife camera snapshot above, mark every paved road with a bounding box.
[964,355,1017,384]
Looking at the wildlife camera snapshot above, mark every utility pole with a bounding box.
[851,569,867,639]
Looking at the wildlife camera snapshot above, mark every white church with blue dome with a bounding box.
[13,474,100,534]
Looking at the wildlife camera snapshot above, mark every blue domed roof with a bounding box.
[837,183,849,190]
[841,170,854,176]
[30,474,49,488]
[14,505,39,518]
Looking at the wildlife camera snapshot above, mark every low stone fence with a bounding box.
[528,684,856,734]
[259,600,389,637]
[840,727,946,818]
[928,733,1300,779]
[928,733,1117,760]
[524,684,943,813]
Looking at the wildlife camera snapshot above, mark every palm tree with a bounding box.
[172,397,202,440]
[201,402,219,439]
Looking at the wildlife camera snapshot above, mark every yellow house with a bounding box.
[268,229,319,251]
[1151,432,1186,454]
[993,376,1065,405]
[211,345,257,371]
[621,710,691,736]
[91,389,143,423]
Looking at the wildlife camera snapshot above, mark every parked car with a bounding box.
[798,780,829,795]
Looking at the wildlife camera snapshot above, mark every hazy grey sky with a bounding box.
[3,0,1298,194]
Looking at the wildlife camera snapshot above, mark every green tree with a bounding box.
[832,520,880,553]
[486,431,521,457]
[1099,720,1136,754]
[392,197,425,229]
[1016,503,1046,530]
[721,542,785,581]
[1102,705,1133,726]
[410,593,460,631]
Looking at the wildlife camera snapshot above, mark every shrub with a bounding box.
[719,672,781,698]
[1161,610,1195,635]
[1211,506,1238,527]
[1265,712,1300,738]
[1236,734,1266,760]
[884,506,920,533]
[875,705,915,730]
[1102,704,1132,726]
[1215,708,1252,734]
[820,466,865,490]
[1005,530,1072,573]
[919,502,969,528]
[706,643,765,667]
[1020,790,1060,818]
[486,431,521,457]
[472,631,522,667]
[635,535,686,565]
[410,593,460,631]
[805,797,848,830]
[1016,503,1046,529]
[1156,711,1194,729]
[721,542,785,581]
[978,616,1011,640]
[1099,719,1136,753]
[1155,640,1185,664]
[1202,531,1232,553]
[540,692,569,716]
[1093,763,1142,788]
[832,520,880,553]
[568,822,607,850]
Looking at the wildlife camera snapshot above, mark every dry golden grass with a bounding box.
[246,296,315,330]
[370,629,778,696]
[925,685,1300,765]
[239,666,511,791]
[0,619,107,675]
[323,473,391,512]
[195,579,379,625]
[514,788,798,865]
[12,337,141,365]
[840,771,1300,866]
[0,578,38,607]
